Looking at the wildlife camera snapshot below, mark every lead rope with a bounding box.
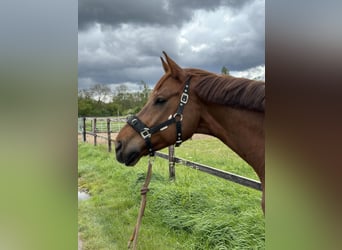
[127,157,154,250]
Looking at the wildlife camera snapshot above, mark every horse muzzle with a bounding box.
[115,140,141,166]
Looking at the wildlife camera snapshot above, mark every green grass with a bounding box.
[78,137,264,249]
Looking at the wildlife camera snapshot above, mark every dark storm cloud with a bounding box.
[78,0,252,30]
[78,0,264,90]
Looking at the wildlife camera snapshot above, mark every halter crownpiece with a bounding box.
[127,76,192,156]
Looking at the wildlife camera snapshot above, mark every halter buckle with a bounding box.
[180,93,189,104]
[140,128,151,139]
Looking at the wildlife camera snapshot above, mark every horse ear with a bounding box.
[162,51,186,82]
[160,56,169,73]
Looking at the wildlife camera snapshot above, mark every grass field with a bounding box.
[78,136,264,249]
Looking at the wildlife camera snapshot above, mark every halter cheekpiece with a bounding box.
[127,76,192,156]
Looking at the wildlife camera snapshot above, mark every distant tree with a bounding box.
[221,66,229,75]
[112,84,128,115]
[78,81,152,117]
[78,94,95,117]
[78,89,91,98]
[116,84,128,95]
[140,80,151,103]
[89,83,112,103]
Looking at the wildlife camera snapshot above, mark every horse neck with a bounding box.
[196,104,265,181]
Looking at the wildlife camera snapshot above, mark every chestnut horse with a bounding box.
[115,52,265,212]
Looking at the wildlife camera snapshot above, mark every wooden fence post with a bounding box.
[107,118,112,152]
[168,145,175,180]
[82,117,86,142]
[93,118,97,146]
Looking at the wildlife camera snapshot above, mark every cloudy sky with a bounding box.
[78,0,265,91]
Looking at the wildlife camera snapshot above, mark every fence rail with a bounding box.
[155,151,261,191]
[79,117,262,191]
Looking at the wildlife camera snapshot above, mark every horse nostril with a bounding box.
[115,140,122,152]
[115,140,125,163]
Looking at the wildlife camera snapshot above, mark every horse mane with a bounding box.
[186,68,265,112]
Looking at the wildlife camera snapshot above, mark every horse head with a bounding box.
[115,52,200,166]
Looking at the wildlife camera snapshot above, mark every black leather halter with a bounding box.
[127,76,192,156]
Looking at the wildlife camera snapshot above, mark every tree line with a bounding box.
[79,67,230,117]
[78,81,151,117]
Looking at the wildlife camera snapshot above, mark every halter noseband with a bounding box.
[127,76,192,156]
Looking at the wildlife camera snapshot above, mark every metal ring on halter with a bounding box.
[131,118,138,125]
[173,113,183,121]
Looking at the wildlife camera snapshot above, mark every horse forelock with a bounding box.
[186,68,265,112]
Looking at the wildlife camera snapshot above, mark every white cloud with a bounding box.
[231,64,265,81]
[191,43,209,53]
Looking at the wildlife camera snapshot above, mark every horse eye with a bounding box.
[154,97,167,105]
